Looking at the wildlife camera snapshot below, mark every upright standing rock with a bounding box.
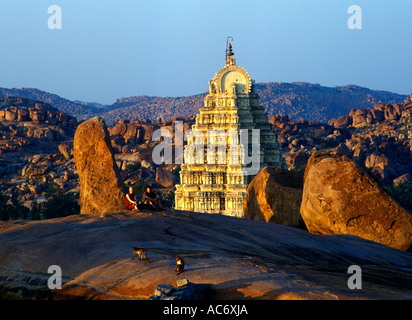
[73,117,126,214]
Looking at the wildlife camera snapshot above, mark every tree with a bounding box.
[29,200,41,221]
[131,180,149,203]
[40,182,80,219]
[0,191,30,221]
[385,182,412,212]
[8,193,29,220]
[163,190,175,209]
[0,191,10,221]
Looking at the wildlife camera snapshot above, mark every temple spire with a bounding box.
[225,37,236,65]
[174,39,283,217]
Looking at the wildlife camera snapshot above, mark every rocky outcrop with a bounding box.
[284,149,310,170]
[329,95,412,129]
[243,167,304,227]
[300,152,412,251]
[1,210,412,300]
[1,83,407,125]
[108,118,194,154]
[73,116,126,215]
[271,93,412,187]
[0,97,77,127]
[0,97,77,159]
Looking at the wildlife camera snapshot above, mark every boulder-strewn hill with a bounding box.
[0,88,102,119]
[100,83,407,125]
[0,83,407,125]
[270,92,412,193]
[0,210,411,300]
[255,83,407,123]
[0,96,78,177]
[102,94,204,125]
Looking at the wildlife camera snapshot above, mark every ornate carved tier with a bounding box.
[175,42,284,217]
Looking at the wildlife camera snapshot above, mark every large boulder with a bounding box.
[328,115,352,128]
[393,173,411,187]
[123,123,139,145]
[300,152,412,251]
[352,109,369,127]
[155,167,177,188]
[364,152,394,180]
[5,109,17,122]
[58,141,74,160]
[73,117,126,215]
[243,167,304,227]
[331,143,351,157]
[285,149,309,169]
[384,105,400,121]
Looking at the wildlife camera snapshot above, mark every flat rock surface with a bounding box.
[0,209,411,300]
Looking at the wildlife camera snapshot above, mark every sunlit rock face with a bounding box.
[73,116,125,215]
[300,152,412,251]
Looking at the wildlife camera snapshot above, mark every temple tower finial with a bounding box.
[225,36,235,65]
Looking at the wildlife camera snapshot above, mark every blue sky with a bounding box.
[0,0,411,104]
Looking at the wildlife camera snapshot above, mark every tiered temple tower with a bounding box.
[174,42,283,217]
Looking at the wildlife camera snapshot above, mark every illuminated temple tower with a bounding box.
[174,41,283,217]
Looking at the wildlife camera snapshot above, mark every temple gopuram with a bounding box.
[174,41,283,217]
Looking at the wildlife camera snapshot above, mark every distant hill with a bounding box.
[0,87,102,119]
[102,94,204,125]
[98,83,408,125]
[255,82,408,123]
[0,83,408,125]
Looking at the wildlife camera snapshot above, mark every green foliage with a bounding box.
[170,166,181,184]
[17,186,31,197]
[0,191,10,221]
[0,183,80,221]
[9,196,30,220]
[384,182,412,212]
[0,190,29,221]
[131,180,149,203]
[125,163,141,172]
[29,200,42,221]
[163,190,175,209]
[40,182,80,219]
[289,165,306,175]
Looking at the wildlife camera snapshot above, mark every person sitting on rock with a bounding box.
[125,187,140,212]
[141,186,164,210]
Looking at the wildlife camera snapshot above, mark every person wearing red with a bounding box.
[125,186,140,211]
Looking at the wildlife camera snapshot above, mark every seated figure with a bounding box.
[141,186,164,210]
[125,186,141,211]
